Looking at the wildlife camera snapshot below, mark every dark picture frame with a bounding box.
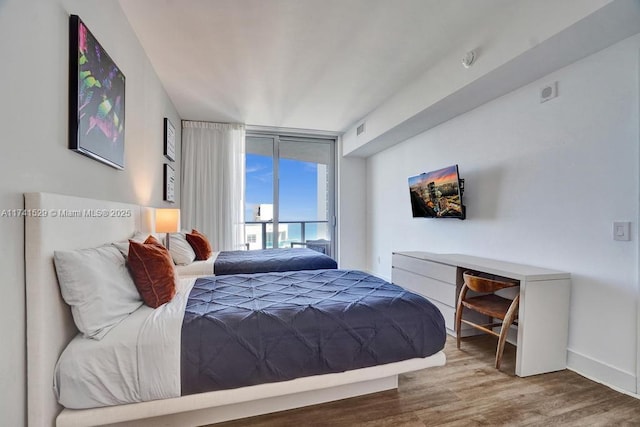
[69,15,126,169]
[164,118,176,161]
[164,164,175,203]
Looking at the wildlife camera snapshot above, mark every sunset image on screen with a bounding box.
[408,165,463,218]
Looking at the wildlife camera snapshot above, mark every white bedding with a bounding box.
[174,252,219,277]
[54,278,197,409]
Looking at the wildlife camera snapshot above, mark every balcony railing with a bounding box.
[244,220,330,251]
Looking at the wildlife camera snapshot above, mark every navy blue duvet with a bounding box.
[214,248,337,275]
[181,269,446,395]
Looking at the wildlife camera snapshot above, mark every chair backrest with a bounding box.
[463,271,519,293]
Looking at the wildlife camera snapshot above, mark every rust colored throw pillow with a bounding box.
[185,229,212,260]
[128,235,177,308]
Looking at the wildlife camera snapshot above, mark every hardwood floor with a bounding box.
[212,336,640,426]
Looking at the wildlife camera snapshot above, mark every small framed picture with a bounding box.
[164,118,176,161]
[164,164,175,203]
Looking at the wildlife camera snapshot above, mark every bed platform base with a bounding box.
[105,377,396,427]
[58,353,445,427]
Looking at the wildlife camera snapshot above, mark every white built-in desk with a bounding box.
[392,251,571,377]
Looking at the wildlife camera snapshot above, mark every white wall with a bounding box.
[337,138,367,269]
[0,0,180,425]
[343,0,617,156]
[366,34,639,392]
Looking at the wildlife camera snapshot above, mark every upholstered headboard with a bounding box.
[24,193,149,427]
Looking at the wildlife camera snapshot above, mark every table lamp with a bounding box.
[155,208,180,251]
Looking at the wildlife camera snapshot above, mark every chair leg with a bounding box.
[495,294,520,369]
[455,284,468,349]
[455,306,463,349]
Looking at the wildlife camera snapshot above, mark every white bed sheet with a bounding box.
[174,252,218,277]
[54,278,197,409]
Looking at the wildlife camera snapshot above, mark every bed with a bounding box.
[25,192,446,427]
[175,247,337,277]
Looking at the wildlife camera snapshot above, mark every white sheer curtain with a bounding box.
[181,121,245,251]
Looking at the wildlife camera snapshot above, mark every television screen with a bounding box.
[408,164,465,219]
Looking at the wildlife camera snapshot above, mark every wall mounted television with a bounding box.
[408,164,465,219]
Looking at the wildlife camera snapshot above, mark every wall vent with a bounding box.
[356,122,366,136]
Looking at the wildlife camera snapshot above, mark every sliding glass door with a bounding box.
[245,133,335,257]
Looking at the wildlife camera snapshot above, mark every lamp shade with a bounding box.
[155,208,180,233]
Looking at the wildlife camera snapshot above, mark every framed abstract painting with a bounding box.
[69,15,126,169]
[164,118,176,161]
[164,164,175,203]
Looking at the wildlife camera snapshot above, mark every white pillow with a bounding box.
[112,231,164,257]
[134,231,165,245]
[53,245,143,340]
[168,232,196,265]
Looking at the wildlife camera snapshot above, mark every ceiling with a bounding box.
[119,0,512,133]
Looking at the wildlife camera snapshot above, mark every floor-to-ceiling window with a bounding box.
[244,132,336,257]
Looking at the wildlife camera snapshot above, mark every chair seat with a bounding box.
[461,294,517,320]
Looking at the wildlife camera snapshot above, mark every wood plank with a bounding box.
[210,336,640,426]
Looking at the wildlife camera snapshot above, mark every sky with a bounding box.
[408,164,459,187]
[245,153,319,221]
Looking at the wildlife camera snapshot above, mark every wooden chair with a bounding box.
[455,270,520,369]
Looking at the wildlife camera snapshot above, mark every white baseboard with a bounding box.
[567,348,637,395]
